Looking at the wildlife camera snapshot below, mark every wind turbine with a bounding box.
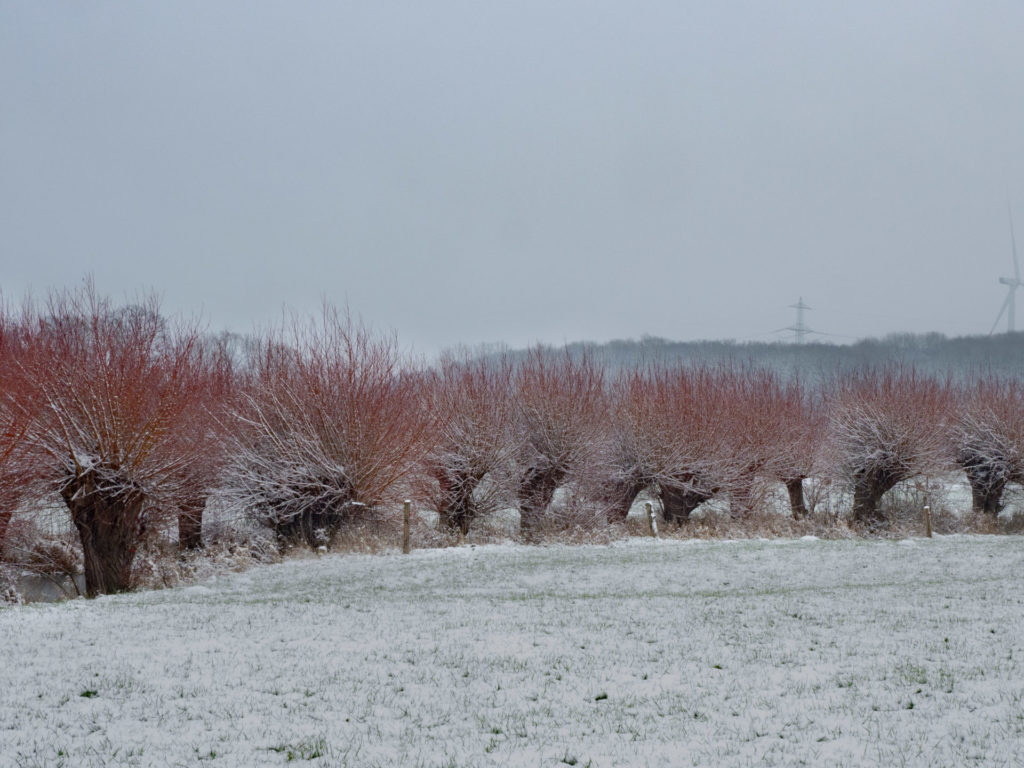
[990,210,1022,335]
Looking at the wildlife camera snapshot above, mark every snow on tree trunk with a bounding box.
[60,468,145,597]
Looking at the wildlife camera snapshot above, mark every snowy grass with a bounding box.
[3,536,1024,767]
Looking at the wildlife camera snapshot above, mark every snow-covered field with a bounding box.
[3,537,1024,767]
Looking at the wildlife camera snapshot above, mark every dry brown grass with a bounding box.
[651,509,855,541]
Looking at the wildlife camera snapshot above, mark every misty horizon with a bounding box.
[3,2,1023,356]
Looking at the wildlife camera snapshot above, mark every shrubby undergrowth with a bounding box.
[2,283,1024,597]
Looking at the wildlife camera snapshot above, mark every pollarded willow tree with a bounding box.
[421,353,516,536]
[17,285,205,596]
[509,349,609,536]
[221,306,433,548]
[951,378,1024,515]
[827,368,952,526]
[720,368,824,518]
[610,365,742,524]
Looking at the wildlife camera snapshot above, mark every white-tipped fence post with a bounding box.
[645,502,658,539]
[924,505,932,539]
[403,500,412,554]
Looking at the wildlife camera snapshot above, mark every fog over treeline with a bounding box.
[480,332,1024,380]
[194,318,1024,380]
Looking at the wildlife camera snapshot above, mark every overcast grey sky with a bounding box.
[2,1,1023,355]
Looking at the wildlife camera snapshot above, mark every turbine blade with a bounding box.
[991,292,1012,335]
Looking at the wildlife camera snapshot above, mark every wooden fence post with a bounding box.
[645,501,658,538]
[924,504,932,539]
[403,499,411,554]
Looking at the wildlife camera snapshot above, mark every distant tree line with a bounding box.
[500,332,1024,380]
[2,284,1023,597]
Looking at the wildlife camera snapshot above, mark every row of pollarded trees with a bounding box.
[605,365,818,524]
[3,286,1024,596]
[0,289,438,596]
[419,354,1024,533]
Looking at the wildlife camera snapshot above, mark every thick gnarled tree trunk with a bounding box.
[60,469,146,597]
[963,466,1006,516]
[660,485,712,524]
[851,468,900,526]
[436,470,483,536]
[177,496,206,550]
[603,476,647,523]
[785,478,808,518]
[517,465,564,536]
